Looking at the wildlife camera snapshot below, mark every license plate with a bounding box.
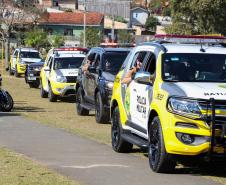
[28,77,36,80]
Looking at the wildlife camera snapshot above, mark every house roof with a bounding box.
[131,7,149,13]
[39,12,104,26]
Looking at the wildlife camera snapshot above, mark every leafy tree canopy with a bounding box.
[145,16,159,32]
[24,29,50,49]
[80,27,102,47]
[117,30,133,43]
[166,0,226,35]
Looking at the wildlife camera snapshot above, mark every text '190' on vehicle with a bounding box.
[40,47,88,102]
[110,34,226,173]
[75,47,131,124]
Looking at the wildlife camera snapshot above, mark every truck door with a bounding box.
[83,52,96,99]
[43,57,53,91]
[86,53,100,103]
[130,52,156,133]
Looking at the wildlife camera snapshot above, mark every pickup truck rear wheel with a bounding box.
[76,87,89,115]
[111,106,133,153]
[95,92,109,123]
[148,116,176,173]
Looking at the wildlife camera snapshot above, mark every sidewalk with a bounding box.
[0,113,220,185]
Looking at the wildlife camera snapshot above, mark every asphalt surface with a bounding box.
[0,112,222,185]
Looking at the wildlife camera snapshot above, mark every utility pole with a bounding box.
[111,14,115,43]
[83,0,87,48]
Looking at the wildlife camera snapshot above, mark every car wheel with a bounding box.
[111,106,133,153]
[148,116,176,173]
[0,91,14,112]
[76,87,89,115]
[14,65,19,77]
[95,92,109,124]
[40,80,48,98]
[48,83,57,102]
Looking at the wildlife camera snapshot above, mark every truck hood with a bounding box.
[162,82,226,100]
[55,69,79,77]
[21,58,42,63]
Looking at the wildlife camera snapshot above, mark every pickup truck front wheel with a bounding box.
[48,84,57,102]
[149,116,176,173]
[111,106,133,153]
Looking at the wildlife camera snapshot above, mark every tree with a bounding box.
[51,35,65,48]
[80,27,102,47]
[117,30,133,43]
[24,29,50,49]
[0,0,41,69]
[166,0,226,35]
[145,16,159,32]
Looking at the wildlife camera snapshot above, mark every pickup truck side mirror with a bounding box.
[134,71,153,86]
[44,66,50,72]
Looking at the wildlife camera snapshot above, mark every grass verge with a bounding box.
[0,147,80,185]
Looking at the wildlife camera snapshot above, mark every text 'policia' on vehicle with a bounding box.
[40,47,88,102]
[110,34,226,173]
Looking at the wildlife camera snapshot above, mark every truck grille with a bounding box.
[66,76,77,83]
[198,100,226,124]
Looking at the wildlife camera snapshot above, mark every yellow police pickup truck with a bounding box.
[110,35,226,173]
[9,48,42,77]
[40,47,87,102]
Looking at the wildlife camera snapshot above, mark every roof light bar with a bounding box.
[54,47,88,52]
[100,43,136,48]
[154,34,226,44]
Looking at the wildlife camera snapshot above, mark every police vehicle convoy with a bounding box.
[25,61,44,88]
[110,35,226,173]
[9,48,43,77]
[40,47,87,102]
[75,47,130,123]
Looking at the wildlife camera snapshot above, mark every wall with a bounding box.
[131,9,149,26]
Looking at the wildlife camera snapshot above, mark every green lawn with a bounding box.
[0,147,80,185]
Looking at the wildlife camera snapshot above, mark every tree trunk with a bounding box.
[4,37,10,71]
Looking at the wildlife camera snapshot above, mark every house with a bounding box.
[39,12,104,46]
[130,7,149,27]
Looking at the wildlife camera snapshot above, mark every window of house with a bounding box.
[64,28,73,36]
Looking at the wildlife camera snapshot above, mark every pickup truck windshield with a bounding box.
[162,53,226,82]
[54,57,84,70]
[103,51,128,74]
[20,52,40,58]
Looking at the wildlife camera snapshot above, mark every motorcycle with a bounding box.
[0,74,14,112]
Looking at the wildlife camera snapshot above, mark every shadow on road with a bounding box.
[0,112,21,116]
[13,106,45,113]
[58,96,76,103]
[131,148,226,178]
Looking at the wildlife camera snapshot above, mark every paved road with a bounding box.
[0,113,222,185]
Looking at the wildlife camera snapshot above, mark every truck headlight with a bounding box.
[56,76,67,83]
[105,81,114,89]
[168,97,201,118]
